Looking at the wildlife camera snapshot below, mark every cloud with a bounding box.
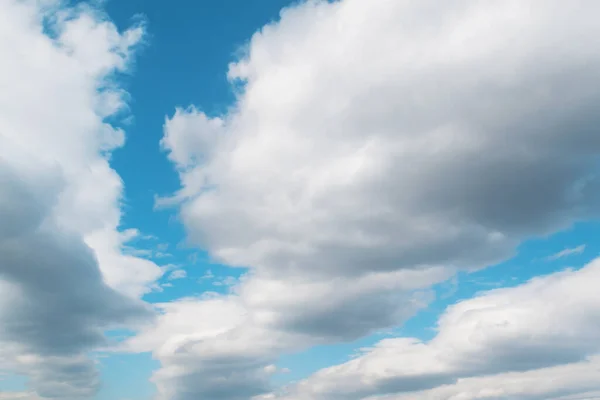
[128,297,297,400]
[0,0,162,397]
[164,0,600,280]
[168,269,188,280]
[237,268,447,341]
[274,258,600,400]
[153,0,600,398]
[374,358,600,400]
[546,244,586,261]
[211,275,239,287]
[128,270,445,399]
[0,393,42,400]
[198,269,215,280]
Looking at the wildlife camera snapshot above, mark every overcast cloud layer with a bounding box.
[0,0,162,398]
[152,0,600,399]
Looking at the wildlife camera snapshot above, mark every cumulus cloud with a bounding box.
[371,358,600,400]
[0,0,162,397]
[164,0,600,279]
[152,0,600,398]
[276,258,600,400]
[128,270,447,399]
[128,297,299,400]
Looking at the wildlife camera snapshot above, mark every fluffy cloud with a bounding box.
[390,361,600,400]
[0,0,162,397]
[237,267,448,341]
[128,296,299,400]
[164,0,600,279]
[129,269,447,400]
[367,358,600,400]
[276,258,600,400]
[154,0,600,398]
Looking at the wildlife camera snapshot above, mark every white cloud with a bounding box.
[127,268,444,400]
[0,0,162,397]
[373,358,600,400]
[546,244,586,261]
[153,0,600,398]
[168,269,188,280]
[212,275,240,287]
[164,0,600,280]
[128,296,295,400]
[275,258,600,400]
[198,269,215,280]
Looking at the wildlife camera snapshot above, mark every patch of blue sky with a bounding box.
[95,352,160,400]
[0,374,27,392]
[144,261,246,303]
[103,0,298,302]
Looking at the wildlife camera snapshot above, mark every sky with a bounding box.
[1,0,600,400]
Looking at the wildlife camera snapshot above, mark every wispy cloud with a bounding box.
[546,245,586,261]
[198,269,215,281]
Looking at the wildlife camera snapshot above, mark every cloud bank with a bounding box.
[149,0,600,399]
[277,258,600,400]
[0,0,162,398]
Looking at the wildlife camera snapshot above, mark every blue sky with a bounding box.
[1,1,600,400]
